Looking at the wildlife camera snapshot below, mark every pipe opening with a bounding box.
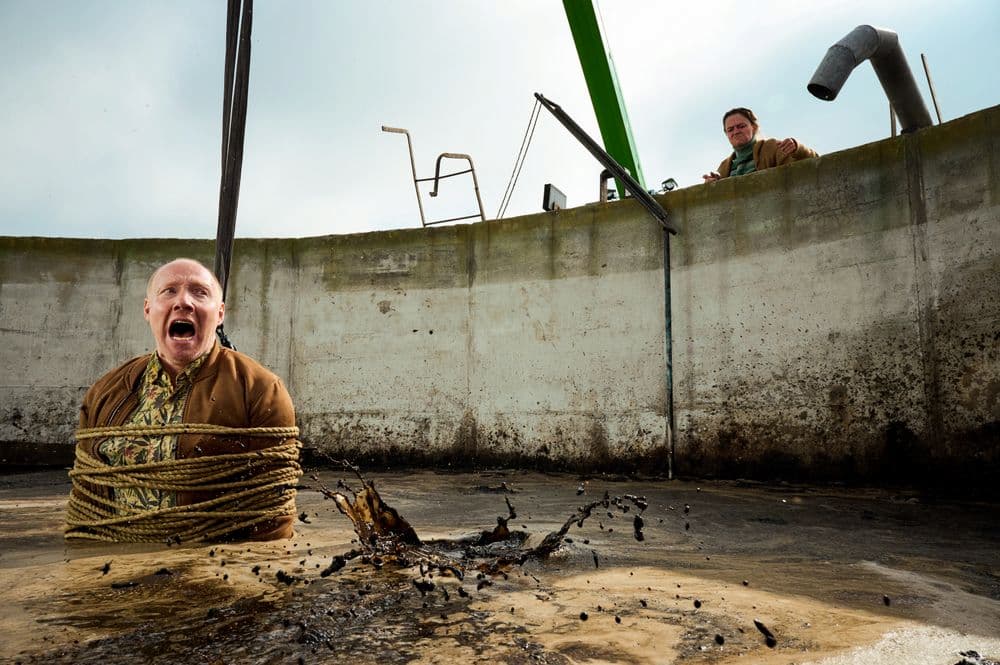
[807,83,836,101]
[808,25,932,133]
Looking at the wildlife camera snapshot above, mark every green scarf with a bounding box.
[729,139,757,176]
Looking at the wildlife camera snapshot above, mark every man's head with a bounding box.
[144,258,225,377]
[723,107,759,149]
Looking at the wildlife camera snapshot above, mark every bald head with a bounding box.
[146,259,223,301]
[143,258,226,377]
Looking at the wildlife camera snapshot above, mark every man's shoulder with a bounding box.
[208,347,285,391]
[87,354,150,394]
[206,347,294,418]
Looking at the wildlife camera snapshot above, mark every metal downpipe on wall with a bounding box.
[807,25,933,133]
[663,230,674,480]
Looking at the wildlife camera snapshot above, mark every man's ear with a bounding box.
[218,301,226,325]
[143,298,151,321]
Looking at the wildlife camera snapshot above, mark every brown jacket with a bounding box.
[76,342,298,540]
[717,137,818,178]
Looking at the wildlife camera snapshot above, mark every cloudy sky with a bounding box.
[1,1,997,239]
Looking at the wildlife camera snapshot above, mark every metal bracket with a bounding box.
[599,169,615,203]
[382,127,486,227]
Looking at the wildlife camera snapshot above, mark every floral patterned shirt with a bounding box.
[98,352,207,512]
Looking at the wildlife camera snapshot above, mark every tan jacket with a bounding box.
[717,137,818,178]
[76,342,298,540]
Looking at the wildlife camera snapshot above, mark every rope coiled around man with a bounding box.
[66,423,301,543]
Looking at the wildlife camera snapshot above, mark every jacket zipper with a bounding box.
[107,393,131,425]
[105,360,147,425]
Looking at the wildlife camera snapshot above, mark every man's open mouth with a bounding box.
[168,320,196,339]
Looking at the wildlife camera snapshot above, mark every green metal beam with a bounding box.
[562,0,645,195]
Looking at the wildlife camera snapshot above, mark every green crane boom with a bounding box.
[562,0,645,196]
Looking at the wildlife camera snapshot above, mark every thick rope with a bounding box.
[74,423,298,440]
[66,423,301,543]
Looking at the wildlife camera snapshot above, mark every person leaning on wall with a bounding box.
[703,107,818,182]
[65,258,300,543]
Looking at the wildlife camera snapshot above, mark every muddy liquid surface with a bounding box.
[1,469,999,664]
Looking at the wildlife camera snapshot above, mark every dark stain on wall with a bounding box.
[297,409,669,475]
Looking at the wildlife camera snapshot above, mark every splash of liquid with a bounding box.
[310,462,639,580]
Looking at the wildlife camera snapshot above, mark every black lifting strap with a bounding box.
[214,0,253,351]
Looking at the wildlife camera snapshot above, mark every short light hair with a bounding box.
[146,258,224,300]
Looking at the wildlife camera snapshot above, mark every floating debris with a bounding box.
[954,650,1000,665]
[624,494,648,511]
[504,496,517,520]
[275,570,299,585]
[753,619,777,648]
[320,554,349,578]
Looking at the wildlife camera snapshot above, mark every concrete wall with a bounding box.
[670,106,999,482]
[1,209,669,472]
[1,105,997,483]
[290,212,668,469]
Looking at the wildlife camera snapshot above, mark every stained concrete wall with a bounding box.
[1,106,997,483]
[0,210,669,471]
[289,212,668,469]
[670,106,1000,482]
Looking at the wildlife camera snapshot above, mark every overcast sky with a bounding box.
[1,1,997,240]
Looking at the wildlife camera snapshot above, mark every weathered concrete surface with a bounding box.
[1,106,998,483]
[1,470,998,663]
[292,212,667,471]
[670,106,1000,483]
[1,209,669,472]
